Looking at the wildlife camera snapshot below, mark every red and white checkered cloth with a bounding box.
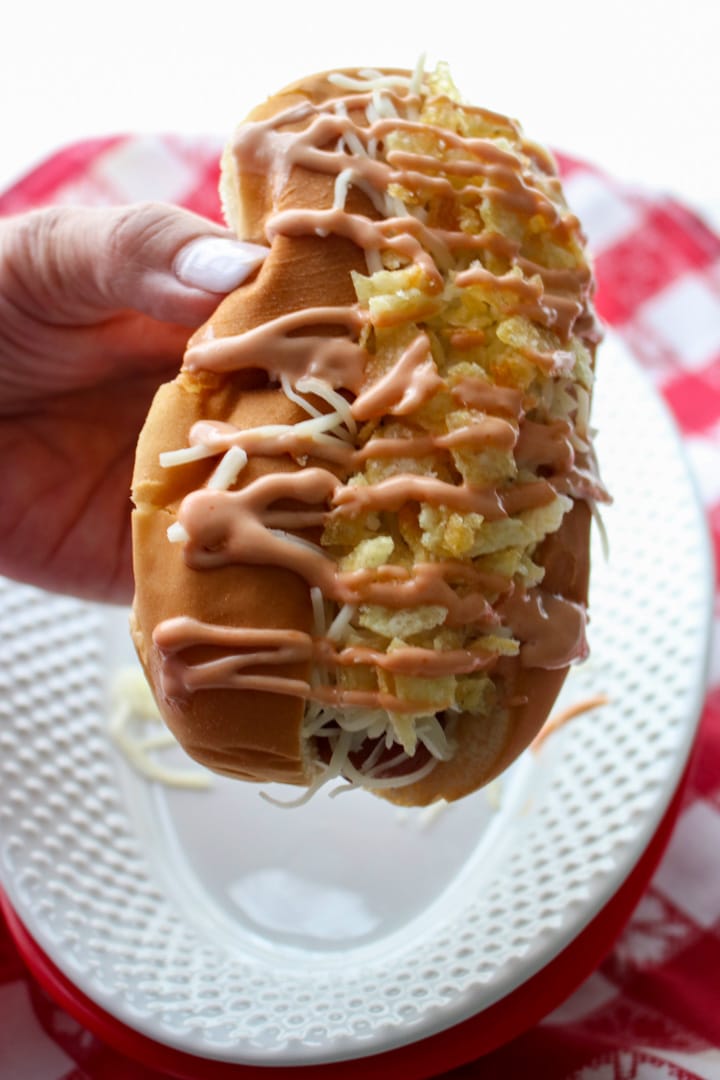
[1,136,719,1080]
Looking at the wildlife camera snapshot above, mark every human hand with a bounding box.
[0,203,267,603]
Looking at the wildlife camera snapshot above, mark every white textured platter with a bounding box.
[0,333,712,1067]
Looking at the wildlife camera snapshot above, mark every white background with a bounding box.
[3,0,719,229]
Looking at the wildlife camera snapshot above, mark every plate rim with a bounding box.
[0,755,694,1078]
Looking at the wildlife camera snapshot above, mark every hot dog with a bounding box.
[130,62,607,806]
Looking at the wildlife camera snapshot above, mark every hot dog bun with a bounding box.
[131,64,605,806]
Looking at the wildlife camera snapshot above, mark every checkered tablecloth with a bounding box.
[0,136,719,1080]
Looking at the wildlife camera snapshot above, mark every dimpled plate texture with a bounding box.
[0,334,712,1066]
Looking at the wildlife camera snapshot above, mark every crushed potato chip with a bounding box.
[497,316,573,373]
[393,672,456,710]
[473,634,520,656]
[456,674,497,714]
[340,536,394,572]
[336,663,378,694]
[358,605,447,639]
[322,511,378,549]
[307,66,598,752]
[387,712,421,755]
[519,493,572,542]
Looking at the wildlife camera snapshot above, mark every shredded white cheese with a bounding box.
[261,723,440,807]
[333,167,355,210]
[235,414,352,452]
[269,529,326,557]
[328,72,414,92]
[260,729,354,808]
[340,171,391,218]
[310,586,326,638]
[416,716,454,760]
[280,372,323,418]
[167,521,190,543]
[416,798,449,828]
[326,603,356,643]
[160,444,215,468]
[409,54,426,97]
[295,376,357,438]
[575,385,590,438]
[109,667,212,790]
[333,98,369,159]
[590,498,610,562]
[331,752,438,796]
[207,446,248,491]
[371,89,399,119]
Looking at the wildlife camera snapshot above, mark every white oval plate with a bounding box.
[0,334,712,1067]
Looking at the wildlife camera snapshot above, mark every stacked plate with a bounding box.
[0,336,712,1077]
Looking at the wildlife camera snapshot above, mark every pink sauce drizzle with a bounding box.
[155,616,498,712]
[153,70,604,721]
[351,333,444,419]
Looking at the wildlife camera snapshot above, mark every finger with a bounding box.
[0,203,269,328]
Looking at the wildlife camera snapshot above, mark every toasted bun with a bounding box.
[131,67,599,805]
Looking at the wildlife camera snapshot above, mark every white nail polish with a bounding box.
[175,237,269,293]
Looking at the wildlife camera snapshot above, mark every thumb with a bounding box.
[0,203,269,328]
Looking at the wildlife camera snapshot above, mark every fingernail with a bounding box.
[175,236,269,293]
